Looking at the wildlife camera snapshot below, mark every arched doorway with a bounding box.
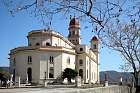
[13,69,15,82]
[27,68,32,83]
[79,69,83,79]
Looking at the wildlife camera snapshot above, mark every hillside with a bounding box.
[0,67,9,72]
[100,70,133,84]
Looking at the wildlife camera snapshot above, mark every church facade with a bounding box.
[9,17,100,84]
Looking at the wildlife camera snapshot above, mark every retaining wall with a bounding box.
[62,86,130,93]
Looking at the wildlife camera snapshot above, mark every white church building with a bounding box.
[9,17,100,84]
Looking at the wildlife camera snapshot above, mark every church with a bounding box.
[9,16,100,84]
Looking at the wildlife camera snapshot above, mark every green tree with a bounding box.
[62,68,78,83]
[0,70,9,86]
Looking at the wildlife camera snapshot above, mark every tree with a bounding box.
[99,23,140,93]
[2,0,140,92]
[62,68,78,83]
[0,70,9,86]
[2,0,140,31]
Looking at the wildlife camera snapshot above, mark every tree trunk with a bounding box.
[134,73,140,93]
[68,78,71,84]
[135,85,140,93]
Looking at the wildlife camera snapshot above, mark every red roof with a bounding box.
[91,36,98,41]
[69,17,80,28]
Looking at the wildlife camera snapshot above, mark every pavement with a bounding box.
[0,87,85,93]
[0,85,119,93]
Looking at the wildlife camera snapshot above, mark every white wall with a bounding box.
[61,53,75,71]
[39,51,62,80]
[10,51,40,83]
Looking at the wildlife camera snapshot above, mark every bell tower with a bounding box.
[91,36,100,83]
[68,16,81,45]
[91,36,99,52]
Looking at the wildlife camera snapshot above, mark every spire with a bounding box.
[47,21,52,31]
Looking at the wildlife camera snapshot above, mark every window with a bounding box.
[93,45,97,49]
[69,32,71,37]
[13,58,16,66]
[49,56,54,64]
[67,57,70,65]
[28,56,32,64]
[49,67,54,78]
[44,72,47,80]
[79,59,83,66]
[72,31,75,35]
[80,48,83,51]
[36,43,40,46]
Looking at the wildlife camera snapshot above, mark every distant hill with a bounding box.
[0,67,9,72]
[100,70,133,84]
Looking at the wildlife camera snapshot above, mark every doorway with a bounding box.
[27,67,32,83]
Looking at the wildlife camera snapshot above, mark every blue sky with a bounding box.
[0,1,124,71]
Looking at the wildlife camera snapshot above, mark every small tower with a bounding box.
[68,16,81,45]
[91,36,99,52]
[91,36,100,83]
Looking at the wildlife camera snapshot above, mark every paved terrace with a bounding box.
[0,88,80,93]
[0,85,130,93]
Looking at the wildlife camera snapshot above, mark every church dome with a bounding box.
[91,36,98,41]
[69,17,80,28]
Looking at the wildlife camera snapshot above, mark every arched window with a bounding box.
[69,32,71,36]
[27,67,32,83]
[93,44,97,49]
[79,69,83,78]
[79,59,83,66]
[36,43,40,46]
